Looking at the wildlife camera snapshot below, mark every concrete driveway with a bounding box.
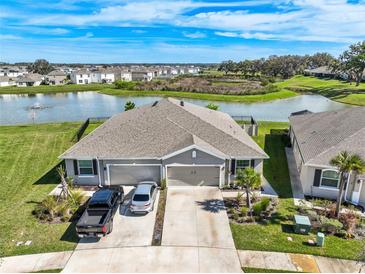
[63,187,241,273]
[76,186,158,250]
[162,187,235,249]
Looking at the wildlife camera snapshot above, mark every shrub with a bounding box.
[33,196,58,221]
[320,217,343,234]
[253,203,263,216]
[206,103,219,110]
[340,211,359,234]
[240,207,248,217]
[69,189,87,210]
[160,179,167,190]
[114,80,136,90]
[232,211,240,221]
[235,192,244,206]
[260,197,270,211]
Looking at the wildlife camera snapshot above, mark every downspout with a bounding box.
[97,157,102,188]
[343,171,351,203]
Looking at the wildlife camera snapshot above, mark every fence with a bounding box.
[231,115,258,136]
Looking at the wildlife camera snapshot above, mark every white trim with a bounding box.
[106,163,163,186]
[319,169,340,189]
[161,145,226,160]
[165,164,224,188]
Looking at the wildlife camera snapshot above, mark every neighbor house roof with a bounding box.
[289,107,365,167]
[60,98,268,160]
[16,73,43,83]
[48,70,66,76]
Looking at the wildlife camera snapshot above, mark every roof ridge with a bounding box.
[307,123,365,165]
[167,98,267,157]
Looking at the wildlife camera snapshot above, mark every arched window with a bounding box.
[320,169,340,188]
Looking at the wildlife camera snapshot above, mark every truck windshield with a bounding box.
[133,194,149,202]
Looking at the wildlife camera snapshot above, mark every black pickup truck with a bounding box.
[76,187,124,238]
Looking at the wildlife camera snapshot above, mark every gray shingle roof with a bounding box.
[60,98,268,159]
[289,107,365,166]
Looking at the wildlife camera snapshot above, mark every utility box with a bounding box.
[294,215,311,234]
[317,232,325,247]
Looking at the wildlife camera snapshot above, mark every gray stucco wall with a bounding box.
[300,165,339,200]
[65,159,101,185]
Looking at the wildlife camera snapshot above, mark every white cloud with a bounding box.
[0,34,21,40]
[7,0,365,43]
[182,31,206,38]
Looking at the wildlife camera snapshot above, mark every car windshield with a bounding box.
[133,194,149,202]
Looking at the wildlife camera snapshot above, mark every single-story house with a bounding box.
[16,73,44,87]
[289,107,365,206]
[0,76,15,87]
[60,98,268,188]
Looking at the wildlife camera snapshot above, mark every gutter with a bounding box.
[96,157,102,188]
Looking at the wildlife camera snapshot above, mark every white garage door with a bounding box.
[167,166,220,186]
[109,165,161,185]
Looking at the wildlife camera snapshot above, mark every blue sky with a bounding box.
[1,0,365,63]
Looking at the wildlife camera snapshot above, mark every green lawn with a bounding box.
[231,121,365,260]
[0,123,84,257]
[0,84,111,94]
[101,88,297,103]
[277,75,365,106]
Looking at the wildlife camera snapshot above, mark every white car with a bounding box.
[129,181,158,214]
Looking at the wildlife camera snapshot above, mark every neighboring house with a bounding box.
[0,76,15,87]
[60,98,268,188]
[121,71,132,81]
[289,107,365,207]
[16,73,43,87]
[303,66,336,78]
[99,68,121,83]
[71,70,91,84]
[131,71,154,81]
[47,70,67,85]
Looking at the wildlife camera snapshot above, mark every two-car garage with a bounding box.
[107,164,221,187]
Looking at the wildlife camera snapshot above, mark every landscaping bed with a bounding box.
[152,181,167,246]
[230,121,365,260]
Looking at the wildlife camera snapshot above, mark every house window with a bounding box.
[78,160,93,175]
[78,80,83,83]
[320,170,340,188]
[236,160,250,172]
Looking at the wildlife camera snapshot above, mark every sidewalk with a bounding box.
[238,250,364,273]
[0,251,72,273]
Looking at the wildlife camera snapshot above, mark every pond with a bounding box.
[0,91,350,125]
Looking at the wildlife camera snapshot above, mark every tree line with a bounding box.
[218,41,365,85]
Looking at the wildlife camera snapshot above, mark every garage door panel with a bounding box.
[167,166,220,186]
[109,166,161,185]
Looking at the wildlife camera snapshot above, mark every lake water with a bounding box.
[0,91,350,125]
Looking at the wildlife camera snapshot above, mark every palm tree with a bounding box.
[235,167,261,215]
[330,151,365,218]
[124,101,135,111]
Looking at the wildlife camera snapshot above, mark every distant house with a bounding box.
[303,66,336,78]
[131,71,153,81]
[121,71,132,81]
[47,70,67,85]
[0,76,16,87]
[70,70,92,84]
[99,68,121,83]
[16,73,43,87]
[289,107,365,207]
